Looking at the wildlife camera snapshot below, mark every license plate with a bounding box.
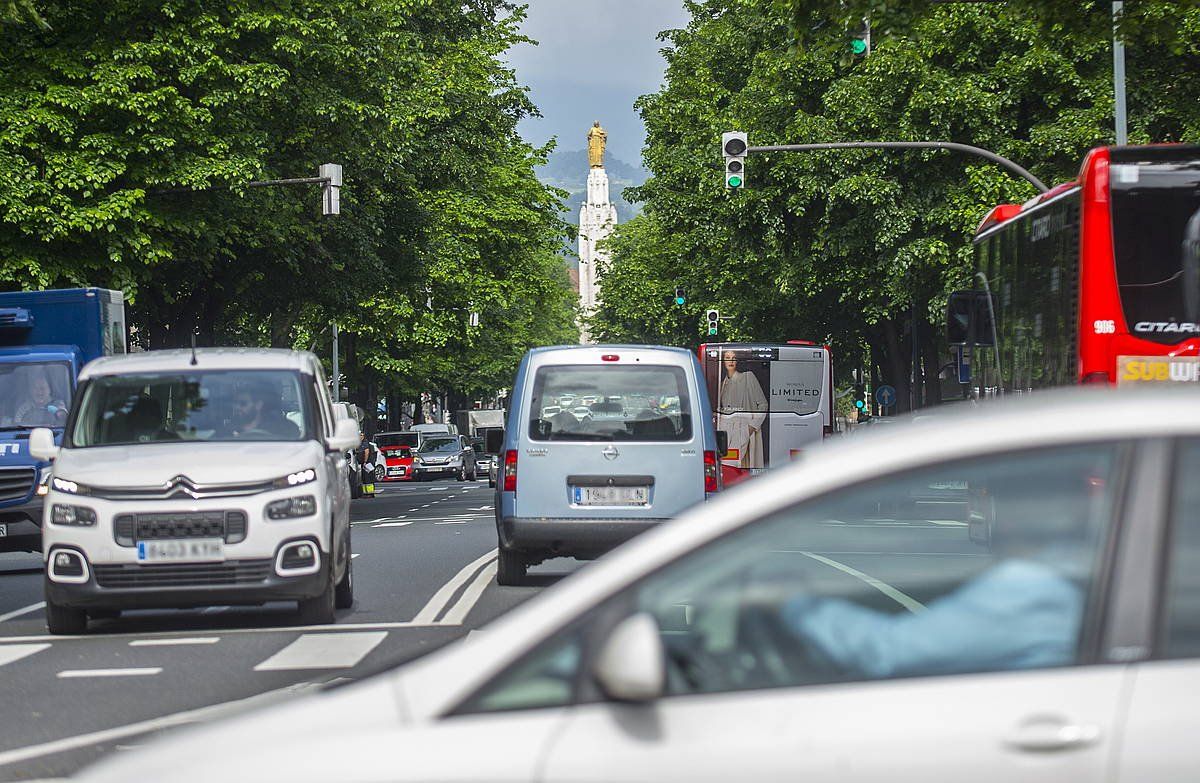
[574,486,649,506]
[388,467,404,475]
[136,539,225,563]
[0,524,6,537]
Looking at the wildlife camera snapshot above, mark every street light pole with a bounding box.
[331,321,340,402]
[1113,1,1128,145]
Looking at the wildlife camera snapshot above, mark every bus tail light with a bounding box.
[703,450,719,493]
[1082,371,1111,385]
[503,450,518,492]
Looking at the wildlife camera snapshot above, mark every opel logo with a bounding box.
[602,445,619,461]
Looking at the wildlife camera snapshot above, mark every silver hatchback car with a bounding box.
[494,345,723,584]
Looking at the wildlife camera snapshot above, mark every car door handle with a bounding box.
[1004,715,1101,752]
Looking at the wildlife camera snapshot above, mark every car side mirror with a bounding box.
[591,613,665,703]
[715,430,729,459]
[29,427,59,461]
[326,419,360,453]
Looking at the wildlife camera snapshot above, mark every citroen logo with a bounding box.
[165,475,201,499]
[602,445,619,461]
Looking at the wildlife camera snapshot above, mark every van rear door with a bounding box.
[514,359,704,520]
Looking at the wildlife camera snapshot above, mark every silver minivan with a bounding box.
[495,345,723,584]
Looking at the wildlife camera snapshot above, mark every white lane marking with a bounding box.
[797,551,926,614]
[351,553,361,559]
[374,521,414,528]
[129,637,218,647]
[253,631,387,671]
[408,508,419,512]
[0,643,50,666]
[412,549,498,624]
[0,681,319,768]
[0,601,45,623]
[58,668,162,678]
[427,487,447,492]
[434,521,469,525]
[469,506,494,511]
[439,561,497,625]
[929,519,969,527]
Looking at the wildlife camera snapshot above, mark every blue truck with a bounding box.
[0,288,126,553]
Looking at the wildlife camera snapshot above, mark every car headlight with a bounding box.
[273,468,317,489]
[51,504,97,526]
[412,456,423,464]
[51,476,83,494]
[266,495,317,520]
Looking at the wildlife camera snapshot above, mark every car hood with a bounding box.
[54,441,322,487]
[80,675,412,783]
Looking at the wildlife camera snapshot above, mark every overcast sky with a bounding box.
[505,0,690,167]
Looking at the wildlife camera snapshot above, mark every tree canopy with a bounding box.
[590,0,1200,409]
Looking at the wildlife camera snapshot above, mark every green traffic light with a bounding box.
[854,399,866,409]
[674,296,685,306]
[850,38,868,55]
[727,175,742,188]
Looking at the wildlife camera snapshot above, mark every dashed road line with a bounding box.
[0,601,45,623]
[253,631,387,671]
[0,643,50,667]
[58,668,162,678]
[439,561,497,625]
[797,551,926,613]
[413,549,497,624]
[129,637,218,647]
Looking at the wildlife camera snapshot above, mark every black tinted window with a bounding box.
[1162,439,1200,658]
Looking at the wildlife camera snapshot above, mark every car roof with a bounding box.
[526,344,695,365]
[395,387,1200,715]
[80,348,318,380]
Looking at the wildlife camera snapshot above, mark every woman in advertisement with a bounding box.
[718,350,768,469]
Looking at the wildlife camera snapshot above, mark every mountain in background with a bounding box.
[537,148,648,230]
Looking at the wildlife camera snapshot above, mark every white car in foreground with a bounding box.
[82,389,1200,781]
[33,348,360,634]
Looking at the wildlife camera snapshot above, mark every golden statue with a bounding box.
[587,121,607,168]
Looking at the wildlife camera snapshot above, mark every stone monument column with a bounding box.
[578,122,618,344]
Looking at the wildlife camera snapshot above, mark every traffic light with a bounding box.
[706,309,720,336]
[721,131,747,190]
[853,381,866,411]
[850,19,871,56]
[674,286,686,306]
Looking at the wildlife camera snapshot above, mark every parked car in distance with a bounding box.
[495,344,723,585]
[81,388,1200,783]
[380,444,415,481]
[411,435,476,482]
[34,348,359,634]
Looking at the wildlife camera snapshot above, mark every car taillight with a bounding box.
[703,450,719,493]
[503,450,518,492]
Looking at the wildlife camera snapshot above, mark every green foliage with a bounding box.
[592,0,1200,406]
[0,1,577,406]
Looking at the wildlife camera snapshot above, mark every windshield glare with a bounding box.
[420,438,460,453]
[70,370,309,446]
[0,362,73,428]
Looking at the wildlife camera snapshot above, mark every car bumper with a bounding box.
[0,495,43,553]
[383,467,413,481]
[413,465,457,478]
[44,549,330,610]
[499,516,665,559]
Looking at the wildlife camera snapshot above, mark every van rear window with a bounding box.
[527,365,692,442]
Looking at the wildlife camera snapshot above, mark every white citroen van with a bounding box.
[31,348,360,634]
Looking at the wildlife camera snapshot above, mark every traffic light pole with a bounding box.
[746,141,1048,193]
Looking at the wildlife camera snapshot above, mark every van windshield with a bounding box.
[70,370,309,446]
[528,364,692,442]
[377,432,419,448]
[0,361,73,429]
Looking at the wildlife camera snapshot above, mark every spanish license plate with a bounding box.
[574,486,648,506]
[388,467,404,475]
[136,539,225,563]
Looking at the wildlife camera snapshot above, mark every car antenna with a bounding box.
[190,330,198,366]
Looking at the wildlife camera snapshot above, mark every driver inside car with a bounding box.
[231,381,299,440]
[775,469,1098,680]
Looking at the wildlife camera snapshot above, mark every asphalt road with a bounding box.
[0,477,584,782]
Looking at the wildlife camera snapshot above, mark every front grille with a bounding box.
[93,560,273,588]
[113,511,248,546]
[0,467,35,503]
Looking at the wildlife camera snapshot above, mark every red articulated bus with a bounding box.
[699,341,834,487]
[949,144,1200,391]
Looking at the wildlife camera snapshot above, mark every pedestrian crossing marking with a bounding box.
[59,668,162,678]
[129,637,218,647]
[253,631,387,671]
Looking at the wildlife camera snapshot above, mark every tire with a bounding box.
[496,546,527,586]
[46,599,87,635]
[334,552,354,609]
[296,572,336,625]
[374,465,385,483]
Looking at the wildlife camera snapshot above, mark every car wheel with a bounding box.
[46,598,87,635]
[296,573,336,625]
[334,556,354,610]
[496,546,527,586]
[374,465,385,483]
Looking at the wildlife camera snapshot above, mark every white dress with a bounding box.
[718,370,768,468]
